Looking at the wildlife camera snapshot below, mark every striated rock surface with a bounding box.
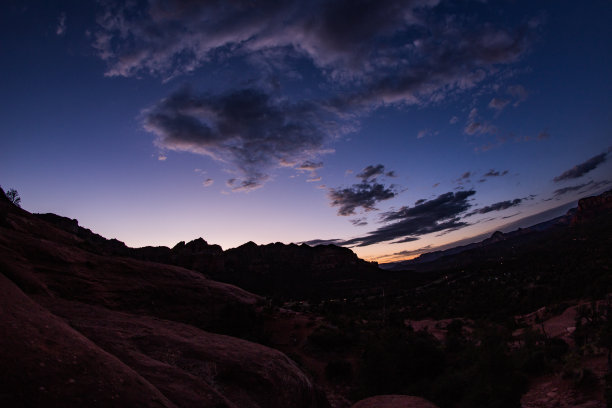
[0,188,328,408]
[351,395,439,408]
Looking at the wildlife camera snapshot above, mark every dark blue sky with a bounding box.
[1,0,611,261]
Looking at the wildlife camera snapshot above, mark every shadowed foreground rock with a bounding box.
[0,189,328,408]
[352,395,439,408]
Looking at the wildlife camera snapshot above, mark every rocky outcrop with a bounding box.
[571,189,612,225]
[351,395,439,408]
[31,209,384,299]
[0,193,329,407]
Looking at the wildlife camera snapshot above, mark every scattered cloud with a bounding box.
[329,182,396,216]
[488,97,509,112]
[382,245,434,261]
[553,182,593,197]
[203,178,214,187]
[536,130,550,140]
[552,179,611,197]
[449,116,459,125]
[553,152,608,182]
[56,12,66,36]
[417,128,438,139]
[329,164,397,216]
[144,87,337,191]
[507,84,528,107]
[340,190,476,246]
[297,161,323,172]
[466,198,523,216]
[350,218,368,227]
[356,164,395,182]
[484,169,509,177]
[157,154,167,161]
[464,108,497,136]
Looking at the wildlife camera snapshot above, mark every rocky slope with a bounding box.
[33,214,385,300]
[0,189,328,407]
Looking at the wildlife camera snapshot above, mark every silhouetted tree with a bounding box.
[5,188,21,207]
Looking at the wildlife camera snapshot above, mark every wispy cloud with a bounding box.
[466,198,523,216]
[507,84,529,107]
[56,12,66,36]
[484,169,509,177]
[488,97,509,112]
[552,179,611,197]
[464,108,496,136]
[553,152,608,182]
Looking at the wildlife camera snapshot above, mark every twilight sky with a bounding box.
[1,0,611,262]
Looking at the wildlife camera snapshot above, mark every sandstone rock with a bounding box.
[351,395,439,408]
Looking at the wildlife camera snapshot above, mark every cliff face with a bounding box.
[571,189,612,225]
[0,189,328,408]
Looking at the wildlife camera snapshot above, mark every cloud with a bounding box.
[329,182,396,216]
[537,131,550,140]
[552,180,611,197]
[464,108,497,136]
[144,87,336,191]
[356,164,395,182]
[351,218,368,227]
[484,169,509,177]
[340,190,476,246]
[95,0,534,109]
[157,154,167,161]
[553,182,593,197]
[507,84,528,107]
[328,164,397,215]
[56,12,66,36]
[488,97,509,112]
[385,245,433,260]
[297,161,323,172]
[449,116,459,124]
[93,0,443,79]
[465,198,523,216]
[301,238,344,246]
[553,152,608,182]
[203,178,214,187]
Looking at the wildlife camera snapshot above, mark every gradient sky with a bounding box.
[1,0,611,262]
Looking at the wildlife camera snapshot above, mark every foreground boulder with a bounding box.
[352,395,439,408]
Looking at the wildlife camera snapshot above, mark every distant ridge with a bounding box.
[381,189,612,272]
[33,214,385,300]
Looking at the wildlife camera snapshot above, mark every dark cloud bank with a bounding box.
[342,190,476,247]
[96,0,537,190]
[144,87,335,191]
